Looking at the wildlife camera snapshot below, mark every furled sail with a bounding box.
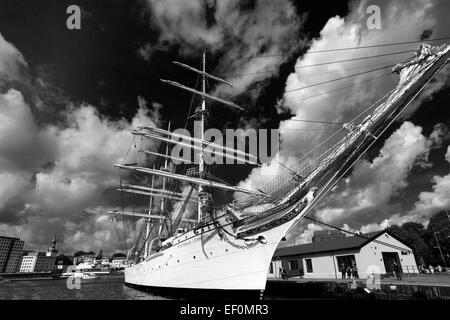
[232,44,450,216]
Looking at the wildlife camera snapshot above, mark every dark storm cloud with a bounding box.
[140,0,307,122]
[0,31,163,252]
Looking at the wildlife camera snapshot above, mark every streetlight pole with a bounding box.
[433,230,447,269]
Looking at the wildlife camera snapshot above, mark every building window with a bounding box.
[305,259,313,273]
[336,255,356,274]
[288,260,299,270]
[269,262,274,274]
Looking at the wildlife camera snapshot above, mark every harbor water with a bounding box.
[0,275,167,300]
[1,274,449,300]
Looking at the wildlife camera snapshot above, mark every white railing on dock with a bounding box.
[401,265,419,276]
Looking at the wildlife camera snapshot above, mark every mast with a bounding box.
[144,165,155,259]
[156,53,252,225]
[198,52,206,224]
[159,122,171,236]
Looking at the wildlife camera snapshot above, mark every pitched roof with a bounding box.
[273,231,383,258]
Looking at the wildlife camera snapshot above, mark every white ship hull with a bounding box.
[125,200,305,292]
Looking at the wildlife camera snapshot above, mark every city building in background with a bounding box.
[73,252,96,266]
[0,236,25,273]
[55,255,74,273]
[19,254,37,273]
[111,256,127,270]
[19,236,58,273]
[19,251,57,273]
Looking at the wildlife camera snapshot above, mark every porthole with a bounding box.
[177,260,179,263]
[210,252,213,255]
[225,249,229,252]
[193,256,196,259]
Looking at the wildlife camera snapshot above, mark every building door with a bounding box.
[382,252,401,275]
[272,260,282,278]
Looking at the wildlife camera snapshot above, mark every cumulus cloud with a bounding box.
[281,0,450,159]
[314,122,431,224]
[428,123,450,149]
[0,87,161,253]
[0,89,57,172]
[141,0,305,99]
[236,0,450,196]
[352,165,450,232]
[396,146,450,223]
[0,10,168,255]
[0,33,28,84]
[409,174,450,219]
[288,123,450,240]
[446,145,450,163]
[280,223,324,247]
[266,0,450,242]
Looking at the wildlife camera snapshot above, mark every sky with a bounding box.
[0,0,449,254]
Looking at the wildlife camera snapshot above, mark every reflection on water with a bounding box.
[0,275,168,300]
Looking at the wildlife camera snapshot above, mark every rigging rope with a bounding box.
[228,55,406,79]
[284,62,445,249]
[238,87,395,207]
[298,72,395,102]
[241,37,450,58]
[302,216,413,253]
[285,64,395,93]
[285,119,345,125]
[306,37,450,54]
[295,50,414,69]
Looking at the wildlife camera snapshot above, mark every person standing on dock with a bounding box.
[392,262,397,279]
[346,265,352,279]
[395,263,402,280]
[298,267,304,279]
[352,264,359,279]
[392,262,402,280]
[340,263,346,279]
[281,268,287,280]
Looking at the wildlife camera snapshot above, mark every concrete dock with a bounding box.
[265,274,450,300]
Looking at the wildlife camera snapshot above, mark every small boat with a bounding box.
[60,271,100,279]
[79,272,100,280]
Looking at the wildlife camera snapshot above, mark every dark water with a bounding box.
[0,275,168,300]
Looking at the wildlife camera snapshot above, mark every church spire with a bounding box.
[46,232,58,257]
[51,232,57,250]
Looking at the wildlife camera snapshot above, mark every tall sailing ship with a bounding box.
[111,43,449,296]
